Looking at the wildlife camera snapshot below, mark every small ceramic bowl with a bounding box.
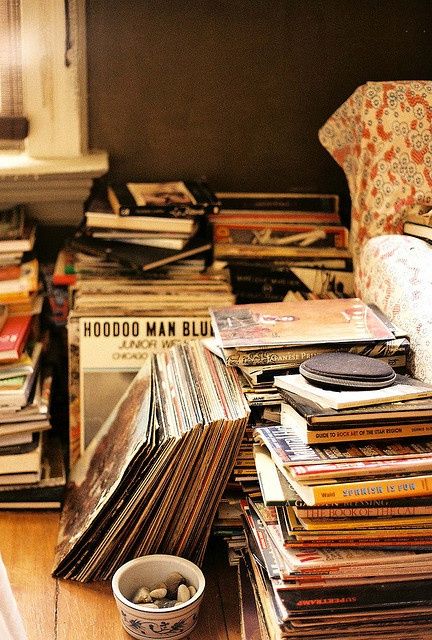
[112,554,206,639]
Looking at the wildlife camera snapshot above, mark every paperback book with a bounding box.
[279,401,432,444]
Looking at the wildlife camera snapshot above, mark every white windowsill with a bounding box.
[0,150,108,225]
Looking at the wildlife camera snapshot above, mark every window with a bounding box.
[0,0,28,143]
[0,0,108,225]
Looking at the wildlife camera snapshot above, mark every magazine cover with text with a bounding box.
[210,298,394,350]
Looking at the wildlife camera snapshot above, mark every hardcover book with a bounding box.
[279,388,432,426]
[0,315,32,363]
[279,401,432,444]
[85,210,198,234]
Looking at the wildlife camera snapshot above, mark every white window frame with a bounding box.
[0,0,108,224]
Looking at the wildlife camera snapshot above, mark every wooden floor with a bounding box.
[0,512,241,640]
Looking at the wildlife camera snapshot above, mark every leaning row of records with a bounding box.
[53,340,251,581]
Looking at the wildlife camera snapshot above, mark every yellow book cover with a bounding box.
[285,468,432,506]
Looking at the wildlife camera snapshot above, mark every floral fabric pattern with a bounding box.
[319,81,432,264]
[357,234,432,384]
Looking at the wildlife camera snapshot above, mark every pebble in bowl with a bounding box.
[111,554,206,639]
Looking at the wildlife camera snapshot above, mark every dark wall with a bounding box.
[86,0,432,225]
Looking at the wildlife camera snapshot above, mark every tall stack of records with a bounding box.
[211,192,354,303]
[65,250,235,465]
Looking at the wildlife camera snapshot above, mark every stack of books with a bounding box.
[226,304,432,638]
[0,205,66,507]
[52,340,250,581]
[211,192,354,303]
[0,205,41,316]
[0,310,58,495]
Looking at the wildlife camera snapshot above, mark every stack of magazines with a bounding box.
[213,299,432,638]
[211,192,353,303]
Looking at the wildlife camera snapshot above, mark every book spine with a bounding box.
[275,577,432,613]
[214,212,342,224]
[225,339,408,367]
[298,422,432,444]
[214,244,351,259]
[296,504,432,518]
[217,193,339,214]
[304,473,432,506]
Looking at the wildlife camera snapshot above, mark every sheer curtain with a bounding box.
[0,554,28,640]
[0,0,28,139]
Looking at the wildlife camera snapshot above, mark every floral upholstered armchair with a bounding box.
[319,81,432,383]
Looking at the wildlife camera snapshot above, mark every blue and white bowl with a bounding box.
[112,554,206,639]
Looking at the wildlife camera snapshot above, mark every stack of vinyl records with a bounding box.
[52,340,250,581]
[71,179,220,273]
[64,249,235,465]
[208,297,410,409]
[51,181,235,465]
[211,192,354,303]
